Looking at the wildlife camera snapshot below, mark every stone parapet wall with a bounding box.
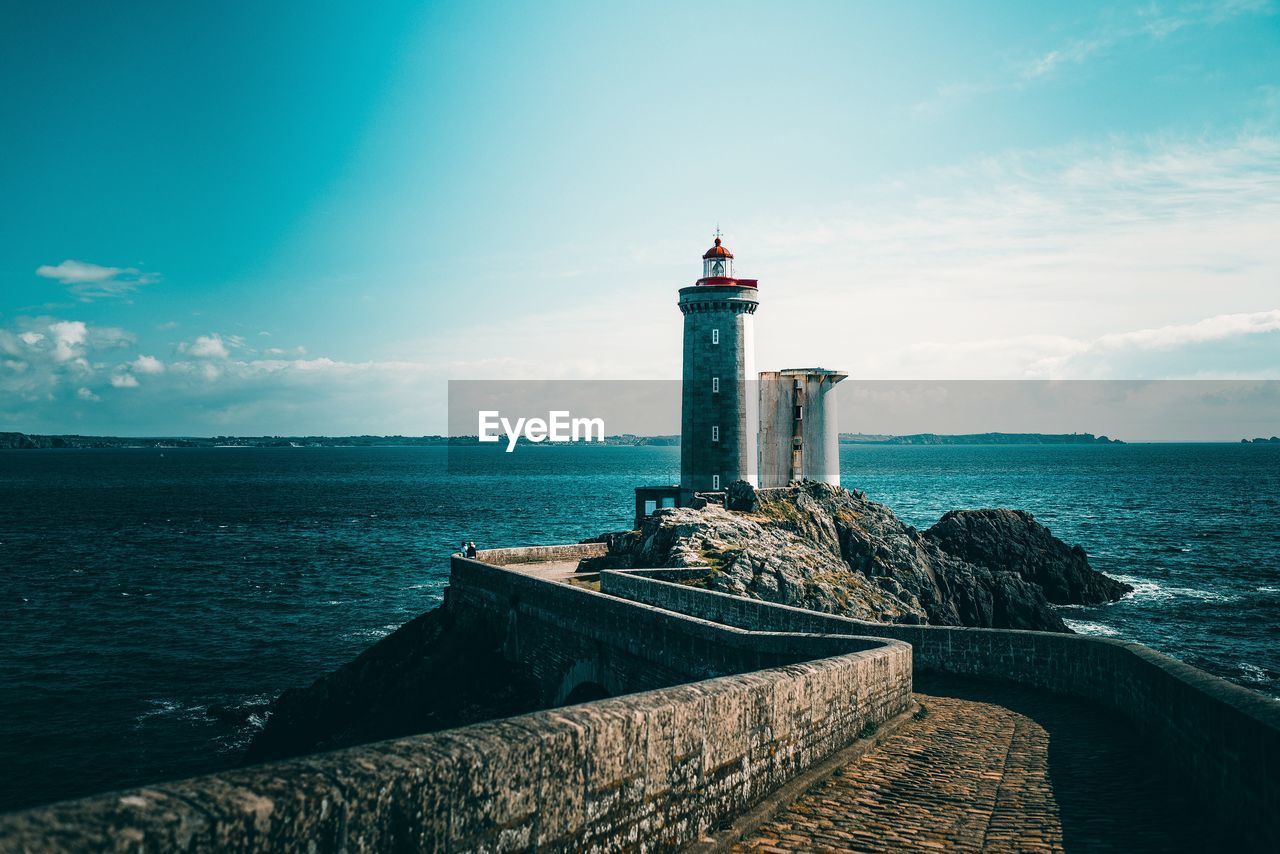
[0,558,912,853]
[0,652,911,853]
[474,542,607,565]
[601,568,1280,850]
[447,555,904,706]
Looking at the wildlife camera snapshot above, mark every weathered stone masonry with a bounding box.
[2,548,1276,851]
[0,547,912,852]
[601,567,1280,851]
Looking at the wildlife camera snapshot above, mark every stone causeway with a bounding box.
[1,543,1276,852]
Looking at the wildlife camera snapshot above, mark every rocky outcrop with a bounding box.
[925,509,1132,605]
[725,479,760,512]
[0,432,67,449]
[595,482,1128,633]
[245,604,541,764]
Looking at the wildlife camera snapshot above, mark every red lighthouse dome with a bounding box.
[697,232,757,287]
[702,237,734,260]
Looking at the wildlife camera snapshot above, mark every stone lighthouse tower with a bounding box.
[679,232,759,500]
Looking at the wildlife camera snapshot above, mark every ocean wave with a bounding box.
[1238,662,1269,683]
[344,623,400,642]
[1111,575,1239,603]
[1063,619,1120,637]
[133,698,210,725]
[210,694,274,752]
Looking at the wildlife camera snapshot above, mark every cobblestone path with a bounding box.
[731,676,1209,853]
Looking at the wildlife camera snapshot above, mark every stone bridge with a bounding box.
[1,544,1277,852]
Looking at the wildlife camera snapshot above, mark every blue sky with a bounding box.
[2,0,1278,435]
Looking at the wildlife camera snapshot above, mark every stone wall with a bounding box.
[600,567,1280,850]
[0,657,912,853]
[447,554,904,707]
[0,553,912,853]
[474,542,607,565]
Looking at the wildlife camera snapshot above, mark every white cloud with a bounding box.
[36,260,129,284]
[878,310,1280,380]
[1029,310,1280,379]
[35,260,158,300]
[131,355,165,374]
[1090,310,1280,351]
[0,318,136,414]
[76,387,100,402]
[49,321,87,363]
[184,333,230,359]
[110,374,140,388]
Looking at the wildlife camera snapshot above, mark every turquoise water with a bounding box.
[0,443,1276,812]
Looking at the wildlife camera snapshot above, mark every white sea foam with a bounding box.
[1111,575,1238,603]
[345,623,399,642]
[1063,619,1120,637]
[1239,662,1268,682]
[134,698,209,724]
[137,699,180,719]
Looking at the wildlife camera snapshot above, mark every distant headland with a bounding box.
[0,430,1125,449]
[0,431,678,449]
[841,432,1123,445]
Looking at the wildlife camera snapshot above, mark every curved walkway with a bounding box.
[730,676,1210,853]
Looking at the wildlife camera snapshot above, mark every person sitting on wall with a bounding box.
[465,541,478,558]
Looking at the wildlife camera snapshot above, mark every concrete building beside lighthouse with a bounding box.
[678,233,760,501]
[758,368,846,487]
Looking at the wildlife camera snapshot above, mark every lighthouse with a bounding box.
[678,232,759,500]
[633,232,844,527]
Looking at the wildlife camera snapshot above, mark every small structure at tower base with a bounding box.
[634,484,681,529]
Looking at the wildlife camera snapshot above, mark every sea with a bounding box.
[1,443,1277,813]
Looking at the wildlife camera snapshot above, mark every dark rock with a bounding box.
[725,480,759,512]
[595,481,1110,633]
[245,605,541,764]
[924,509,1132,605]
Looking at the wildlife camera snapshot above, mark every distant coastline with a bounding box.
[0,431,679,449]
[0,430,1139,449]
[840,432,1124,445]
